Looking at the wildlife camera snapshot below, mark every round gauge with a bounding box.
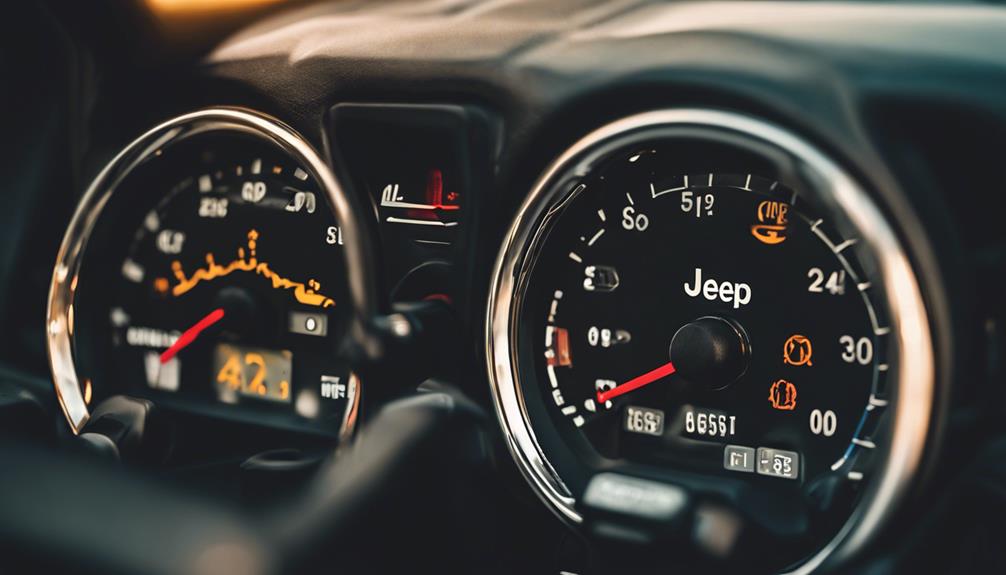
[48,109,375,438]
[533,171,878,479]
[487,110,935,572]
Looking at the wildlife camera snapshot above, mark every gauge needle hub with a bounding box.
[597,361,676,404]
[160,308,225,364]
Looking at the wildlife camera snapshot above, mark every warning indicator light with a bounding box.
[768,379,798,411]
[751,200,789,245]
[783,334,813,366]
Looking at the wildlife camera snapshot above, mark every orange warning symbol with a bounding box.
[783,334,813,366]
[751,200,789,245]
[768,379,798,411]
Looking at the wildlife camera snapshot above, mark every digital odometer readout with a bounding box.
[214,344,292,404]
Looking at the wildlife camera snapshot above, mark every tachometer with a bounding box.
[487,110,935,572]
[49,109,373,438]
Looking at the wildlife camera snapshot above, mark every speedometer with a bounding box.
[487,110,935,572]
[536,169,880,479]
[49,109,374,438]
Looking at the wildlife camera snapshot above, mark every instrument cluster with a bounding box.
[47,105,938,573]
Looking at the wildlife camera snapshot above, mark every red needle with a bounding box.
[160,308,225,364]
[596,361,677,404]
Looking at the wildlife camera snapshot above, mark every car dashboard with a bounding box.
[1,1,1005,574]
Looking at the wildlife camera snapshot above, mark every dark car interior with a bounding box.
[2,1,1005,574]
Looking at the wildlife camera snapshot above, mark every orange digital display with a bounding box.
[214,343,292,404]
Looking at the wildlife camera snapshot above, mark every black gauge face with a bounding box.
[72,130,358,434]
[489,113,934,573]
[514,145,891,565]
[525,156,886,481]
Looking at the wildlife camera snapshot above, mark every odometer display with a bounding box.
[213,344,293,404]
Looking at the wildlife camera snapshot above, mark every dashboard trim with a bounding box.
[485,108,935,572]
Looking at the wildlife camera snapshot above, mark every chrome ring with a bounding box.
[485,108,935,572]
[47,107,376,435]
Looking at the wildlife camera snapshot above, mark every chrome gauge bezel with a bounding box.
[47,107,376,436]
[485,109,935,572]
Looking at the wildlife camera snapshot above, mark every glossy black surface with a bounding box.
[669,316,750,390]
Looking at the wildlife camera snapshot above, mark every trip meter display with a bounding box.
[50,110,364,437]
[488,110,936,571]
